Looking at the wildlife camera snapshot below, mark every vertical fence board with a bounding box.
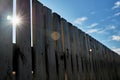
[53,13,65,80]
[43,6,57,80]
[86,35,94,80]
[85,34,91,80]
[32,1,46,80]
[61,18,73,80]
[74,28,81,80]
[0,0,13,79]
[73,26,80,80]
[81,32,88,80]
[16,0,32,80]
[78,30,85,80]
[77,29,85,80]
[92,38,95,79]
[69,24,78,80]
[95,40,101,80]
[0,0,119,80]
[74,27,83,80]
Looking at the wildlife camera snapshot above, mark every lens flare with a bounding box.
[51,32,60,40]
[89,49,92,52]
[12,71,16,75]
[7,15,21,25]
[7,15,12,20]
[12,16,21,25]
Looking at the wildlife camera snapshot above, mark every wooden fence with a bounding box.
[0,0,120,80]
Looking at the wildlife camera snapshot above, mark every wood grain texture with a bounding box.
[53,13,65,80]
[0,0,13,80]
[32,1,47,80]
[16,0,32,80]
[43,6,57,80]
[68,24,78,80]
[61,19,73,80]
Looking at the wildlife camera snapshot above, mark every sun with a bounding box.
[12,16,21,25]
[7,15,21,25]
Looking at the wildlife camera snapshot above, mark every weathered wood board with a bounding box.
[43,6,57,80]
[68,24,78,80]
[80,31,88,80]
[32,1,46,80]
[53,13,65,80]
[75,28,86,80]
[0,0,13,80]
[16,0,32,80]
[61,18,73,80]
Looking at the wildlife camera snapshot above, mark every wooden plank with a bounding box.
[74,26,82,80]
[61,18,73,80]
[117,55,120,80]
[110,51,117,80]
[16,0,32,80]
[74,28,81,80]
[78,30,85,57]
[85,34,93,80]
[77,29,86,80]
[0,0,13,80]
[89,36,96,80]
[108,50,115,80]
[43,6,57,80]
[77,30,86,80]
[32,1,46,80]
[91,39,96,80]
[95,40,102,80]
[82,32,89,80]
[113,53,120,80]
[52,13,65,80]
[74,27,83,80]
[90,37,96,80]
[85,35,92,80]
[69,24,78,80]
[102,44,109,80]
[112,52,119,79]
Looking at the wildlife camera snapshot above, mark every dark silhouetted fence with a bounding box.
[0,0,120,80]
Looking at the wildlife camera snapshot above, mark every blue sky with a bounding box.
[38,0,120,55]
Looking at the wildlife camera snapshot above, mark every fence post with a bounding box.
[16,0,32,80]
[0,0,13,80]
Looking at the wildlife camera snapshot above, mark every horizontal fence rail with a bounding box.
[0,0,120,80]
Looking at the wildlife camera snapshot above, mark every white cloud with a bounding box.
[86,25,116,34]
[87,28,107,34]
[114,12,120,16]
[112,1,120,9]
[112,35,120,41]
[109,25,116,29]
[87,23,98,28]
[112,47,120,55]
[74,17,88,25]
[86,29,99,34]
[101,39,111,43]
[97,29,107,34]
[100,16,114,22]
[97,25,115,34]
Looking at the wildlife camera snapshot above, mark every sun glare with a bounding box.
[12,16,21,25]
[7,15,21,25]
[7,15,12,20]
